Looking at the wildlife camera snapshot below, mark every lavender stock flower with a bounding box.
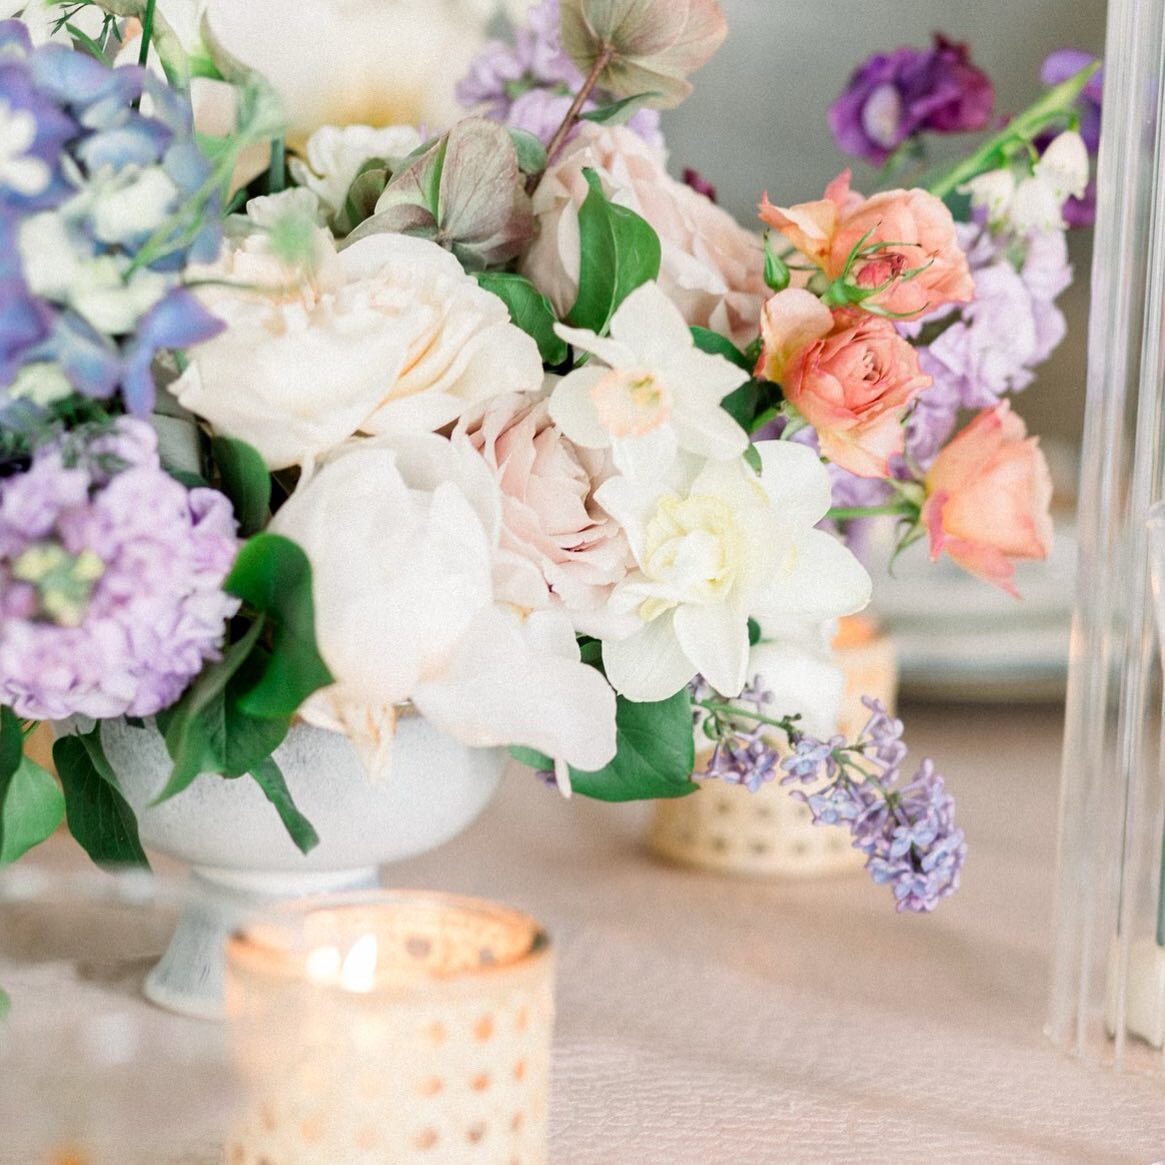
[829,34,994,166]
[0,418,240,721]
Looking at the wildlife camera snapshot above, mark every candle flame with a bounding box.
[340,934,379,993]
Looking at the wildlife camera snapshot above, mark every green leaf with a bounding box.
[507,129,547,175]
[509,745,553,771]
[211,436,270,537]
[476,272,568,365]
[0,986,9,1020]
[157,617,265,803]
[568,689,697,802]
[248,756,319,855]
[720,381,760,431]
[224,534,334,719]
[566,168,661,335]
[0,708,21,784]
[0,756,65,865]
[748,618,762,647]
[53,731,148,868]
[690,326,752,371]
[580,91,663,126]
[333,164,390,235]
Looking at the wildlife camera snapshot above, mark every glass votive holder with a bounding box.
[224,890,554,1164]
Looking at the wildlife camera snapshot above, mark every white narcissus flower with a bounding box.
[269,434,618,777]
[288,124,424,218]
[550,281,749,479]
[595,441,872,702]
[172,213,543,469]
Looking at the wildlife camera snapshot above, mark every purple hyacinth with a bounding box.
[0,417,240,721]
[829,33,994,166]
[0,22,224,416]
[456,0,663,150]
[1039,49,1102,226]
[779,697,966,912]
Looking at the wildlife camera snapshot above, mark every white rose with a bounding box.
[595,441,872,701]
[523,123,767,351]
[172,227,542,468]
[269,434,617,775]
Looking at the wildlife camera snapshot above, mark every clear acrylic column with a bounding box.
[1048,0,1165,1069]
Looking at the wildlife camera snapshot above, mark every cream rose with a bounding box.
[522,123,767,350]
[172,213,543,469]
[454,388,633,637]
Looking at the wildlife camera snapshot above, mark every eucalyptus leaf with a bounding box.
[568,690,697,802]
[248,757,319,855]
[0,757,65,866]
[567,168,661,335]
[53,731,148,868]
[224,534,333,719]
[211,436,270,537]
[475,272,568,365]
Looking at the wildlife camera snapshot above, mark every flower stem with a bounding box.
[695,699,800,737]
[137,0,156,68]
[923,60,1100,199]
[539,43,616,174]
[827,502,915,521]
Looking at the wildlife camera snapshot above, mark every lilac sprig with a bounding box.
[779,697,965,912]
[691,679,965,912]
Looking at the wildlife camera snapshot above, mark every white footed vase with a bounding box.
[98,716,505,1019]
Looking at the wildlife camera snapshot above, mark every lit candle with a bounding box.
[224,891,554,1163]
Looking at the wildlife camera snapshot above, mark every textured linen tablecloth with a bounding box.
[4,701,1165,1164]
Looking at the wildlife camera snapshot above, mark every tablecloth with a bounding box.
[4,701,1164,1163]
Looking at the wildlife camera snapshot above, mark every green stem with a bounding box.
[137,0,156,68]
[923,61,1100,199]
[535,43,616,183]
[827,502,915,522]
[267,137,286,196]
[695,699,800,736]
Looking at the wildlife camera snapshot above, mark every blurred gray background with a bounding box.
[660,0,1107,453]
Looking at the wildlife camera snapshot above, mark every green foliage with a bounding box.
[566,168,661,336]
[580,92,662,127]
[507,129,547,176]
[690,326,751,371]
[53,730,149,868]
[0,757,65,866]
[569,690,698,802]
[248,757,319,855]
[476,272,568,365]
[210,436,270,537]
[224,534,334,719]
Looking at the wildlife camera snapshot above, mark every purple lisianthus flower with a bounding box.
[0,418,240,721]
[829,33,994,166]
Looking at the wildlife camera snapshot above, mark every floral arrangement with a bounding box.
[0,0,1099,912]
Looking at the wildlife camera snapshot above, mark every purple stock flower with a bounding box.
[0,418,240,721]
[829,34,994,166]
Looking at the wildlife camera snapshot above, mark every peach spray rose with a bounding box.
[920,401,1054,595]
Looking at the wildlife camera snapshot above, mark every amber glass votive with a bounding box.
[224,891,554,1164]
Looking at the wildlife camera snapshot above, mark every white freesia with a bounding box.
[288,125,424,218]
[550,281,749,479]
[172,212,543,468]
[1033,130,1090,202]
[269,434,618,776]
[595,441,872,702]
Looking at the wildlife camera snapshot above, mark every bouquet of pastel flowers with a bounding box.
[0,0,1099,912]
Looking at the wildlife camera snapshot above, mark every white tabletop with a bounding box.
[4,701,1164,1163]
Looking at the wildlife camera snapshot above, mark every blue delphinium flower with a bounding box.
[0,21,224,417]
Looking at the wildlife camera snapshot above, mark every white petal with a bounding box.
[610,424,677,478]
[754,439,833,526]
[601,611,695,701]
[608,281,693,367]
[554,322,638,370]
[754,527,872,623]
[673,601,749,698]
[547,366,612,448]
[671,399,749,462]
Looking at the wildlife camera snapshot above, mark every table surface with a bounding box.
[4,701,1165,1164]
